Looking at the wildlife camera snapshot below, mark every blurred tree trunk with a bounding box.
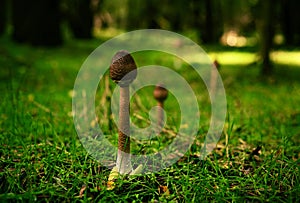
[202,0,213,43]
[126,0,143,29]
[168,0,186,31]
[67,0,93,39]
[0,0,6,35]
[193,0,222,44]
[281,0,300,46]
[12,0,62,46]
[11,1,30,42]
[259,0,274,75]
[126,0,160,29]
[144,0,160,29]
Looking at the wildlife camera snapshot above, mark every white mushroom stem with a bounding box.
[116,85,132,174]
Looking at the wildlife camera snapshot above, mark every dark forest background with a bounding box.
[1,0,300,75]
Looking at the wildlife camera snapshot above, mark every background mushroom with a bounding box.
[210,59,221,99]
[153,83,168,134]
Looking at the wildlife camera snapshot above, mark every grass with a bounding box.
[0,34,300,202]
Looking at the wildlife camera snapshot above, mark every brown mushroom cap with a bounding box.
[213,59,220,70]
[153,83,168,102]
[109,50,137,86]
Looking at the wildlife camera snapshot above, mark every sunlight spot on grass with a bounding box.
[209,51,300,66]
[209,52,257,65]
[271,51,300,66]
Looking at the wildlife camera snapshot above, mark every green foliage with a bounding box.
[0,36,299,202]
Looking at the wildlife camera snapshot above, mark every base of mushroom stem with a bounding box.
[107,164,143,190]
[116,150,133,174]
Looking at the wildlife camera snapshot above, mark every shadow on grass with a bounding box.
[271,64,300,84]
[221,62,300,87]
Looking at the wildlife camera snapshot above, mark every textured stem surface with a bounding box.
[157,102,164,133]
[116,86,132,174]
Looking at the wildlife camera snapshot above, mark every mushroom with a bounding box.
[153,83,168,133]
[210,59,220,98]
[109,50,137,174]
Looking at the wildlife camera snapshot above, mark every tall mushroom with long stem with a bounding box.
[210,59,220,99]
[109,50,137,174]
[153,83,168,134]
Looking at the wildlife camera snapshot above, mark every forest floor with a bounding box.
[0,34,299,202]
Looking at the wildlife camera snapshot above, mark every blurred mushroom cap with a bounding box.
[153,83,168,102]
